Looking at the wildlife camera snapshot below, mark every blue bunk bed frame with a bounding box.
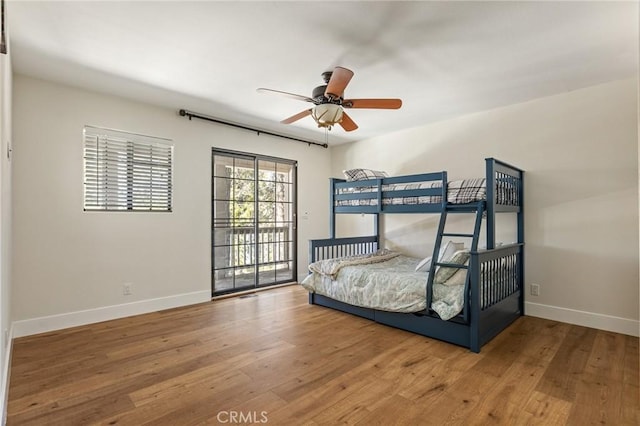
[307,158,524,353]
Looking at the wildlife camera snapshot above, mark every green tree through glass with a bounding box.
[228,165,289,272]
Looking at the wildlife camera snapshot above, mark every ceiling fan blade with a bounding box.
[343,98,402,109]
[281,109,312,124]
[257,88,315,103]
[325,66,354,99]
[339,111,358,132]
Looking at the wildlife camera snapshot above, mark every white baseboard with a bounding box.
[525,301,639,337]
[12,290,211,338]
[1,324,13,426]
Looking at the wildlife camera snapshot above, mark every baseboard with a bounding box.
[1,324,13,426]
[12,290,211,338]
[525,301,639,337]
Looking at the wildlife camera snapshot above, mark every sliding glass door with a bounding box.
[212,149,297,295]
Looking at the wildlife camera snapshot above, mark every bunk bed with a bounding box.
[301,158,524,353]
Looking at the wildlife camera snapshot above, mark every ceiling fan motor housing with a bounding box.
[312,85,342,104]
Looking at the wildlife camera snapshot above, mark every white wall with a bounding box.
[0,47,12,423]
[11,75,330,333]
[331,78,639,335]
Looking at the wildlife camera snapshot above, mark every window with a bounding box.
[83,126,173,212]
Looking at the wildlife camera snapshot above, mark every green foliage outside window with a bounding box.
[229,167,288,223]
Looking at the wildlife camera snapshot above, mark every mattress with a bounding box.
[300,253,466,320]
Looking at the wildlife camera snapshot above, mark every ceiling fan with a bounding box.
[257,66,402,132]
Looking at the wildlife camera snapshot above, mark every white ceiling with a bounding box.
[7,1,639,145]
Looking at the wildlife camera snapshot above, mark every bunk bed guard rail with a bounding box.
[468,243,524,349]
[309,235,379,264]
[329,171,448,238]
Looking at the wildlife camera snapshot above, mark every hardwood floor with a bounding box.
[7,285,639,425]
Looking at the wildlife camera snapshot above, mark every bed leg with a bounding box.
[308,293,315,305]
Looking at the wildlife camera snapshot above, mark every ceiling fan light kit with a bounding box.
[257,66,402,132]
[311,104,343,128]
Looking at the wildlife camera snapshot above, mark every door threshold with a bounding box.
[211,282,297,301]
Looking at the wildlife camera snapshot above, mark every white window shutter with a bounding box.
[83,126,173,212]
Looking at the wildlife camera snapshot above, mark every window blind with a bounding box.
[83,126,173,212]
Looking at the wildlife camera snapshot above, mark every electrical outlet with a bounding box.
[123,283,133,296]
[530,283,540,296]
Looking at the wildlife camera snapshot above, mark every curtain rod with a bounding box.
[178,109,328,149]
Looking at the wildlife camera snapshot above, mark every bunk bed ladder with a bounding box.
[426,201,485,323]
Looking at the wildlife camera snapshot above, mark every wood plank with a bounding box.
[397,348,481,404]
[9,391,136,425]
[263,373,375,425]
[311,377,395,425]
[228,390,288,415]
[519,390,573,425]
[457,319,566,425]
[9,343,225,420]
[620,335,640,425]
[535,324,598,402]
[566,331,636,425]
[128,337,294,406]
[101,369,255,425]
[353,394,425,425]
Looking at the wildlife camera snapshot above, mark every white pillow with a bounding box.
[435,249,470,284]
[414,241,464,273]
[444,269,467,286]
[415,256,432,272]
[440,241,465,262]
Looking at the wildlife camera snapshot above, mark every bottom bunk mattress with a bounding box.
[300,251,466,320]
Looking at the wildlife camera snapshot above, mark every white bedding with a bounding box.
[300,253,466,320]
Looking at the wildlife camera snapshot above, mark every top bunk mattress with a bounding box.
[336,178,517,206]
